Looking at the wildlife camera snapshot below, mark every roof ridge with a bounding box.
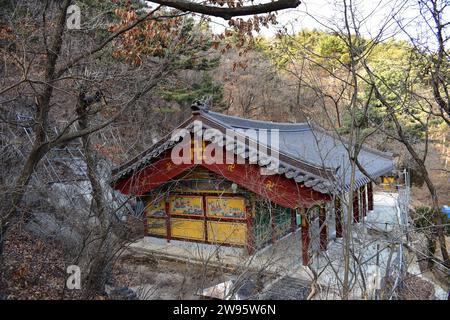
[309,124,394,160]
[199,112,336,175]
[111,109,395,193]
[204,110,310,131]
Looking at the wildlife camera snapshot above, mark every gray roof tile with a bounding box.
[202,110,395,191]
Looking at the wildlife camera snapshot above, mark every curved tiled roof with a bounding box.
[111,108,395,194]
[202,110,394,190]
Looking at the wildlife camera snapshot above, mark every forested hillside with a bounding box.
[0,0,448,300]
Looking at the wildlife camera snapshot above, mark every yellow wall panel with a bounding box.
[147,218,167,236]
[206,196,246,219]
[145,199,166,217]
[169,195,203,216]
[207,221,247,245]
[382,176,395,190]
[171,218,205,240]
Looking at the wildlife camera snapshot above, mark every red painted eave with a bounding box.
[112,150,330,209]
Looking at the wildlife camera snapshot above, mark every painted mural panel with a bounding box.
[207,221,246,245]
[147,218,167,236]
[206,196,246,219]
[146,199,166,217]
[171,218,204,240]
[382,176,395,190]
[169,195,203,216]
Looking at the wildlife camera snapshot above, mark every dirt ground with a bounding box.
[0,225,275,300]
[0,226,82,300]
[112,250,276,300]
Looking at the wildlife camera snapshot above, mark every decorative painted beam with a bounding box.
[204,161,330,209]
[114,145,331,208]
[361,186,367,217]
[368,182,374,211]
[335,198,343,238]
[301,209,310,266]
[353,191,360,223]
[319,205,327,251]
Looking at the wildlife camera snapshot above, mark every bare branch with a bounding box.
[147,0,301,20]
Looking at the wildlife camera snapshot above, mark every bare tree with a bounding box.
[267,0,448,298]
[0,0,298,260]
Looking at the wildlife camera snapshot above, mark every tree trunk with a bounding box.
[76,91,112,299]
[373,85,450,269]
[0,143,49,254]
[423,174,450,268]
[0,0,71,258]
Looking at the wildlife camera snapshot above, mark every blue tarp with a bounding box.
[442,205,450,218]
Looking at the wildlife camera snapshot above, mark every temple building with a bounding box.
[111,102,395,265]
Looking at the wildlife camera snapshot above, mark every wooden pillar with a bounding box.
[165,197,171,242]
[319,205,327,251]
[353,191,360,223]
[368,181,374,211]
[246,202,254,255]
[202,195,208,242]
[362,186,367,217]
[301,209,310,266]
[335,198,343,238]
